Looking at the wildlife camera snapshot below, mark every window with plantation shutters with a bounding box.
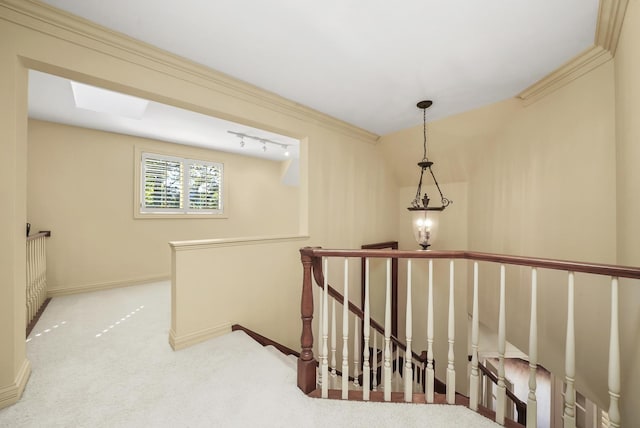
[140,153,223,215]
[188,162,221,210]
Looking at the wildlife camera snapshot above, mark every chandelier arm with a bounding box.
[412,167,426,206]
[428,166,452,207]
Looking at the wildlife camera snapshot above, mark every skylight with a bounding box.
[70,81,149,119]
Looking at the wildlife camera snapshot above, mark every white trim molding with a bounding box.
[47,275,170,297]
[169,322,232,351]
[517,46,612,105]
[170,234,309,252]
[0,359,31,409]
[518,0,629,104]
[595,0,630,55]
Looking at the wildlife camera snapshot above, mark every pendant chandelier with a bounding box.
[407,100,452,250]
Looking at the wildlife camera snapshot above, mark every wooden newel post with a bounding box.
[298,247,317,393]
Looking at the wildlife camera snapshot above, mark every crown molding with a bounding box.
[517,45,612,105]
[517,0,629,104]
[0,0,379,143]
[595,0,629,55]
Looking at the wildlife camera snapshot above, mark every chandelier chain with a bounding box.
[422,107,428,161]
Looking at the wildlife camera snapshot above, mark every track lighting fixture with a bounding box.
[227,131,291,158]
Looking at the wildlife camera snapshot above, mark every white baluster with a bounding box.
[25,240,31,324]
[353,314,360,388]
[384,258,392,401]
[372,330,378,391]
[608,277,621,428]
[331,299,337,384]
[317,277,323,388]
[363,258,371,400]
[496,264,507,425]
[527,268,538,428]
[564,272,576,428]
[34,239,39,314]
[25,240,30,324]
[342,258,349,399]
[30,239,36,320]
[42,237,47,301]
[404,259,413,402]
[36,237,45,313]
[426,259,435,403]
[395,347,401,391]
[31,239,36,321]
[470,261,480,411]
[321,257,329,398]
[446,259,456,404]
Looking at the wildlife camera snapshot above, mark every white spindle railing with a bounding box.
[383,258,392,401]
[446,259,456,405]
[470,261,480,411]
[527,268,538,428]
[372,329,378,391]
[341,259,349,399]
[608,277,620,428]
[353,315,360,388]
[300,248,638,427]
[404,259,413,402]
[394,346,401,391]
[321,257,329,399]
[331,299,337,383]
[496,264,507,425]
[426,259,435,403]
[26,232,49,326]
[363,258,371,400]
[317,280,323,389]
[564,272,576,428]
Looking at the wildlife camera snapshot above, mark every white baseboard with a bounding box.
[169,322,232,351]
[47,275,170,297]
[0,359,31,409]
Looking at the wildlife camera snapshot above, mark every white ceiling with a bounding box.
[36,0,599,136]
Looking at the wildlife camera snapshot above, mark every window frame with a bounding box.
[135,147,226,219]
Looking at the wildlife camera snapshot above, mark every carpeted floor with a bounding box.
[0,281,499,427]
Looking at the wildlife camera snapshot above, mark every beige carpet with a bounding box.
[0,281,499,427]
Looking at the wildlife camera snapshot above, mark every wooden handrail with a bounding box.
[232,324,300,358]
[303,248,640,280]
[27,230,51,241]
[311,256,426,364]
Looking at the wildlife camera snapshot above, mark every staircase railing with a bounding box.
[26,230,51,334]
[310,260,427,394]
[297,247,640,428]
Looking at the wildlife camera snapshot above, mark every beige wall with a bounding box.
[0,17,30,407]
[614,0,640,424]
[465,61,619,412]
[0,2,398,409]
[380,54,628,419]
[170,119,400,351]
[170,237,307,351]
[27,120,299,294]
